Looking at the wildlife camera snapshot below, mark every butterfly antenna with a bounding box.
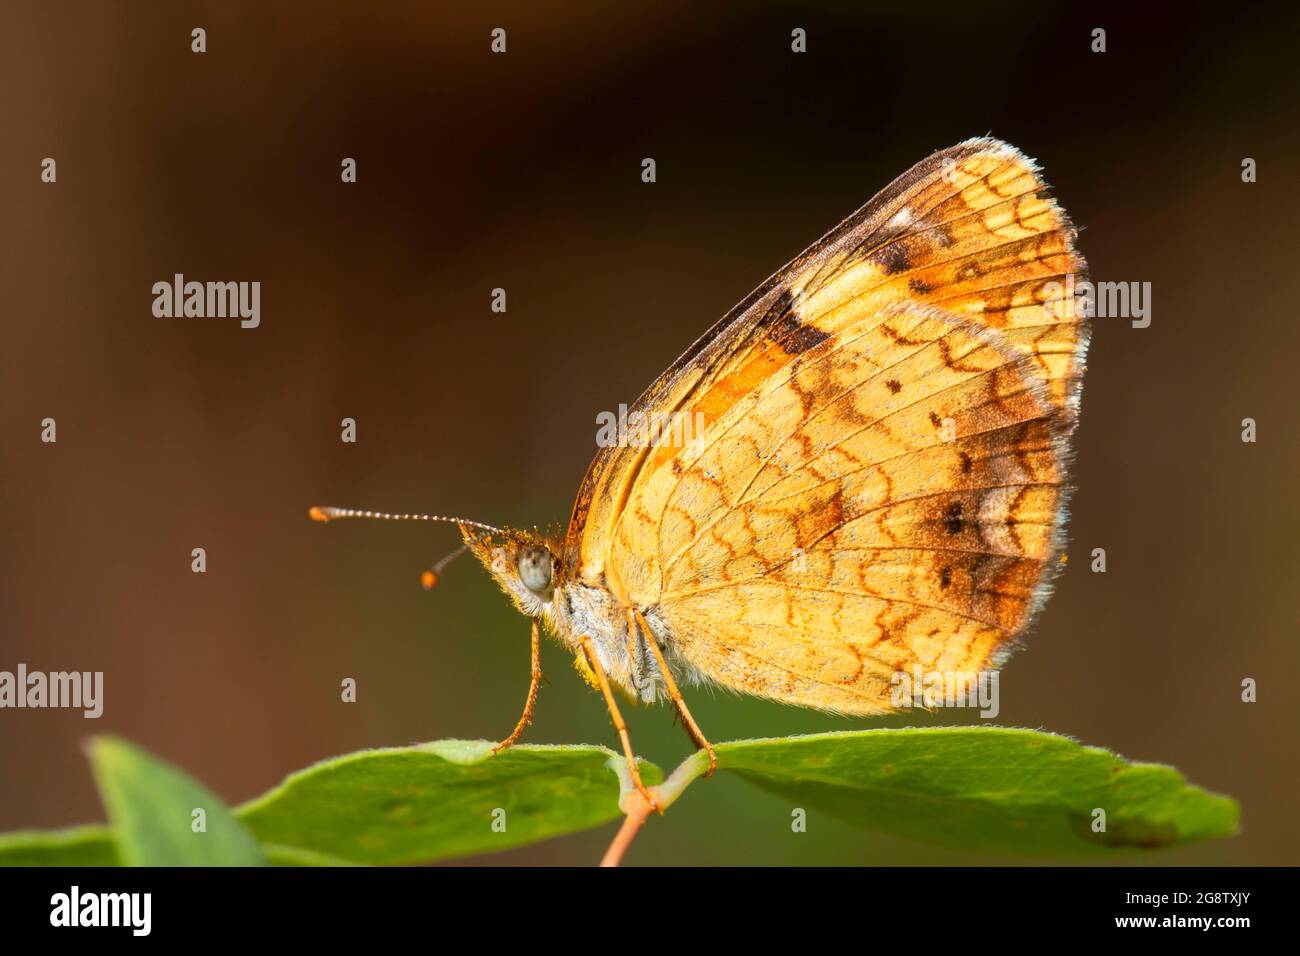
[420,544,468,591]
[308,506,506,537]
[309,506,504,591]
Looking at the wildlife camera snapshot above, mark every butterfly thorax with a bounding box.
[552,577,682,702]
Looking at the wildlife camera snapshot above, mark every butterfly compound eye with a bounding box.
[517,546,553,595]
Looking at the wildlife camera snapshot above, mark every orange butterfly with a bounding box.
[313,137,1089,810]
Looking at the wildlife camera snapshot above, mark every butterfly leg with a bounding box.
[492,618,542,755]
[631,608,717,776]
[578,634,660,813]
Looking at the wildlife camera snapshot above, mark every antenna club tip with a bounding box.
[309,506,333,523]
[420,570,439,590]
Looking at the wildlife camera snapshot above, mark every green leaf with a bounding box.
[0,740,659,867]
[0,829,350,868]
[235,740,660,865]
[0,826,118,866]
[715,727,1240,855]
[86,736,266,866]
[0,729,1238,865]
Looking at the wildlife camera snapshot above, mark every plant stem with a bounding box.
[600,749,711,867]
[600,794,653,867]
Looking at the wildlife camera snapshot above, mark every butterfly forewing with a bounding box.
[565,138,1088,714]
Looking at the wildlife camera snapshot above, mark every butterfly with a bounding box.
[313,137,1089,810]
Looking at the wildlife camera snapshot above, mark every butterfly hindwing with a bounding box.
[642,304,1067,712]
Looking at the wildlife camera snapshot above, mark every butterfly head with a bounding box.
[460,523,561,617]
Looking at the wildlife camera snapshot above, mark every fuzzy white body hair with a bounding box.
[546,580,704,703]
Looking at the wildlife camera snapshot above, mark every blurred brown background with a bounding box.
[1,1,1296,865]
